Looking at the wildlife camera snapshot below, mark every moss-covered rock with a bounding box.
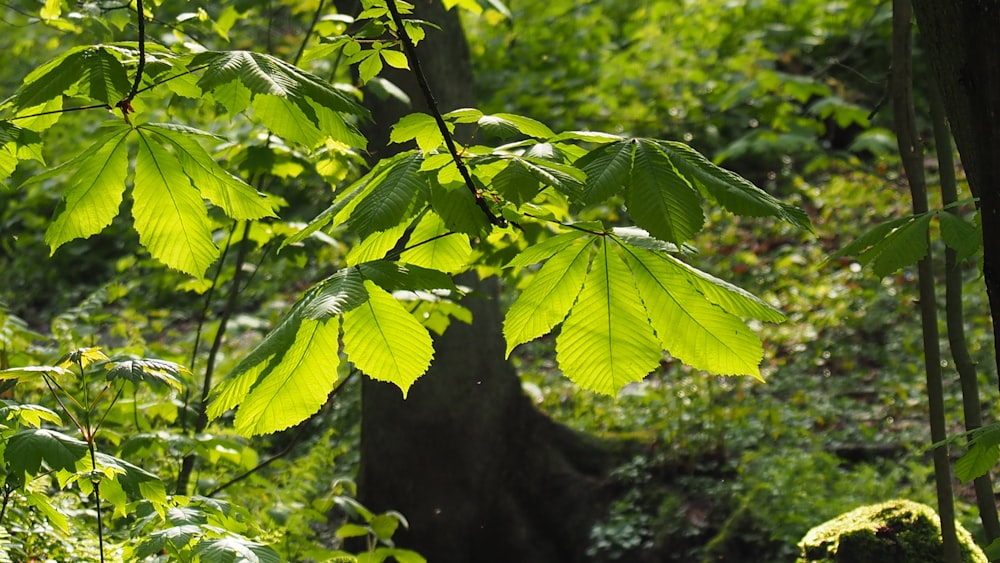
[797,499,987,563]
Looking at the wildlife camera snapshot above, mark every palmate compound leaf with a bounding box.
[627,139,704,244]
[621,244,766,378]
[133,129,219,278]
[348,152,428,238]
[140,124,277,221]
[36,125,131,252]
[190,50,368,149]
[342,280,434,398]
[555,239,663,395]
[9,45,131,111]
[208,268,367,433]
[105,356,187,391]
[574,139,634,204]
[655,140,812,231]
[860,213,933,278]
[503,234,592,357]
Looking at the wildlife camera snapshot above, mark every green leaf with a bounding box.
[555,240,662,394]
[193,537,281,563]
[627,140,704,244]
[399,213,472,273]
[865,213,933,277]
[656,140,812,231]
[0,401,62,428]
[5,428,89,485]
[193,50,365,115]
[253,94,325,148]
[92,450,167,513]
[133,130,219,277]
[429,179,491,237]
[342,281,434,397]
[300,268,369,320]
[105,357,187,391]
[504,235,592,357]
[281,154,410,249]
[42,126,131,252]
[623,246,765,377]
[235,318,343,436]
[26,491,69,533]
[575,140,634,204]
[380,49,409,70]
[491,113,554,139]
[956,442,1000,483]
[658,252,786,323]
[829,215,913,261]
[10,46,130,110]
[346,223,409,265]
[504,230,590,268]
[390,113,446,153]
[939,211,981,262]
[141,124,277,220]
[349,153,427,238]
[357,261,459,293]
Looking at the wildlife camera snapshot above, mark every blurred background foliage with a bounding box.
[0,0,994,561]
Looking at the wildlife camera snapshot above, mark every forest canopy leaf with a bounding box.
[555,241,662,394]
[627,139,704,244]
[504,236,591,357]
[132,130,219,277]
[234,318,343,436]
[342,281,434,397]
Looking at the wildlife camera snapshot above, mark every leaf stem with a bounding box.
[522,212,607,236]
[383,0,505,227]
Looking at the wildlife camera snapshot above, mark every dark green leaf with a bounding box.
[349,153,428,238]
[105,357,187,390]
[574,140,633,204]
[627,139,703,244]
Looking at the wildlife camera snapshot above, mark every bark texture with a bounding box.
[334,2,628,560]
[910,1,1000,385]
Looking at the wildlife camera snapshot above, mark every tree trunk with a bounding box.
[910,1,1000,386]
[335,2,629,560]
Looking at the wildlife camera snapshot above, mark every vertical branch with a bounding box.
[117,0,146,120]
[930,76,1000,541]
[891,1,960,561]
[383,0,505,227]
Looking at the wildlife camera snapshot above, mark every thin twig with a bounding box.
[383,0,505,227]
[293,0,326,66]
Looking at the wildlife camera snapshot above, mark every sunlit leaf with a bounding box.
[133,130,219,277]
[390,112,445,153]
[105,357,187,391]
[0,401,62,427]
[504,235,591,357]
[555,240,661,394]
[342,281,433,397]
[623,245,764,377]
[42,126,130,252]
[235,318,343,436]
[399,213,472,273]
[349,153,427,238]
[193,536,281,563]
[141,124,277,220]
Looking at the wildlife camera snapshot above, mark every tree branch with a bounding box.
[384,0,505,227]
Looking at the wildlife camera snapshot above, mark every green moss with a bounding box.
[798,499,987,563]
